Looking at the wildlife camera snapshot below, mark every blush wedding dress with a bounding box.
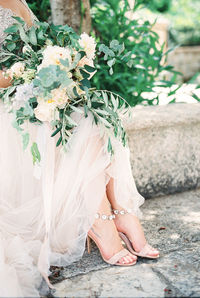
[0,0,144,296]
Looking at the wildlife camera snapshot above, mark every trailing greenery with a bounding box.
[0,17,135,162]
[90,0,179,106]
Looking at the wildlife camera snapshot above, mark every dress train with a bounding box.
[0,105,144,296]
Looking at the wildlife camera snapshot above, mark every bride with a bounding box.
[0,0,159,296]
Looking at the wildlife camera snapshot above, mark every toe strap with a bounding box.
[139,243,155,256]
[107,249,130,265]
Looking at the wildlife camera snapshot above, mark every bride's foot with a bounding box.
[88,198,137,266]
[112,207,159,259]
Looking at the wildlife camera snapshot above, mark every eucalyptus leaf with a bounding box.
[65,115,78,127]
[70,105,84,114]
[29,27,37,46]
[31,142,41,164]
[102,91,108,107]
[22,132,30,150]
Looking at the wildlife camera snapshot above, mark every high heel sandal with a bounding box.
[113,209,160,259]
[87,212,137,266]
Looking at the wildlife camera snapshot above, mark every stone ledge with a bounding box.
[50,189,200,297]
[123,103,200,198]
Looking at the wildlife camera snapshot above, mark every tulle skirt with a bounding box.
[0,103,144,296]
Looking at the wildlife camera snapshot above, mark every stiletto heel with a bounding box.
[87,236,91,254]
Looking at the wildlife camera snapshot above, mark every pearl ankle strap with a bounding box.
[112,208,132,215]
[95,213,116,220]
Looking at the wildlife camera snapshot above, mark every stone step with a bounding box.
[123,103,200,198]
[49,189,200,297]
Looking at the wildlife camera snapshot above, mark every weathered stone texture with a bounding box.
[49,189,200,297]
[123,103,200,198]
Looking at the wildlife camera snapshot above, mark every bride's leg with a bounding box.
[106,178,159,257]
[88,193,137,265]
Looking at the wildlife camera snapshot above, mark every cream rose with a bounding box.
[50,87,70,107]
[79,33,96,60]
[8,62,25,79]
[38,45,72,71]
[35,101,57,122]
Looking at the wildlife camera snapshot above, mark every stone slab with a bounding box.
[47,189,200,297]
[123,103,200,198]
[54,265,166,297]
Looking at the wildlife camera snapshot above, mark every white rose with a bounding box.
[79,33,96,60]
[8,62,25,79]
[35,101,57,122]
[50,87,70,107]
[39,45,72,71]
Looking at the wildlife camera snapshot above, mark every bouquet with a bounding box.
[0,18,132,164]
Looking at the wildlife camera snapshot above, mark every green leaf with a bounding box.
[79,51,86,59]
[6,43,16,51]
[60,58,69,67]
[80,69,90,79]
[110,93,118,111]
[56,136,62,147]
[84,104,88,118]
[29,27,37,46]
[84,65,96,73]
[110,40,119,49]
[71,52,82,68]
[12,119,23,132]
[95,109,109,116]
[22,133,30,150]
[98,116,112,128]
[118,43,125,55]
[4,24,19,33]
[19,25,29,43]
[102,91,108,107]
[65,115,78,126]
[107,137,113,153]
[109,67,113,75]
[107,58,116,68]
[70,105,84,114]
[80,78,91,89]
[72,86,79,97]
[51,125,62,137]
[31,142,41,164]
[12,16,25,24]
[126,59,134,68]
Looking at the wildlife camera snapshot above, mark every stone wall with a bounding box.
[123,103,200,198]
[168,46,200,81]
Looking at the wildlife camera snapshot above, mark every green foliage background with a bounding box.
[167,0,200,46]
[27,0,50,21]
[26,0,179,107]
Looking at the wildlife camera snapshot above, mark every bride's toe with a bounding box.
[119,253,137,265]
[146,245,159,257]
[119,256,131,264]
[149,249,159,256]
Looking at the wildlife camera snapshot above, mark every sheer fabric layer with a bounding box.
[0,104,144,296]
[0,0,143,296]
